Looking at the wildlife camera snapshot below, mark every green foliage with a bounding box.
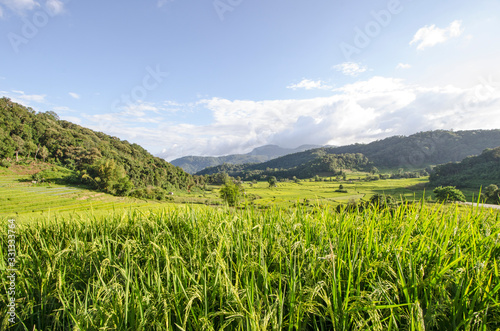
[219,181,242,206]
[267,175,277,187]
[0,98,194,199]
[369,193,396,207]
[433,186,466,202]
[430,147,500,188]
[482,184,500,204]
[198,152,372,181]
[82,159,134,196]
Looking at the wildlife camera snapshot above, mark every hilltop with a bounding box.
[0,98,196,199]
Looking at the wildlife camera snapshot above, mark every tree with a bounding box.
[433,186,466,203]
[219,181,242,206]
[82,159,134,196]
[369,194,395,208]
[25,141,37,159]
[39,146,49,162]
[267,176,277,187]
[12,135,24,162]
[483,184,500,204]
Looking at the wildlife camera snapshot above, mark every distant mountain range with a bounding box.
[196,129,500,177]
[165,144,321,174]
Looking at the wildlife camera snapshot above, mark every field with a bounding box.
[1,203,500,330]
[1,169,499,330]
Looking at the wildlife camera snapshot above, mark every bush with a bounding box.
[0,159,11,168]
[433,186,466,203]
[219,181,243,206]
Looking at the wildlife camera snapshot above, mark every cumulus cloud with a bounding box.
[410,20,464,50]
[333,62,367,77]
[287,79,332,90]
[82,76,500,161]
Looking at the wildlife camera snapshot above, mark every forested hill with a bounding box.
[0,98,194,196]
[197,129,500,176]
[168,144,321,174]
[322,130,500,168]
[429,147,500,188]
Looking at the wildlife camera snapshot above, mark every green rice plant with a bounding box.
[1,202,499,330]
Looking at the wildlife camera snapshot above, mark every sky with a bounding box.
[1,0,500,161]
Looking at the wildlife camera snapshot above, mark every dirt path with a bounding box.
[459,202,500,210]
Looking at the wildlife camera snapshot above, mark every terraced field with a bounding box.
[0,175,163,219]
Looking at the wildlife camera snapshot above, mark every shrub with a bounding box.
[433,186,466,202]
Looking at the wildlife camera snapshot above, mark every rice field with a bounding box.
[1,202,499,330]
[0,175,163,219]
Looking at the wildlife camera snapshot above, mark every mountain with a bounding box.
[430,147,500,188]
[166,144,321,174]
[197,129,500,178]
[0,97,194,198]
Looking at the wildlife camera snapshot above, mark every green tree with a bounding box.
[267,176,277,187]
[433,186,466,203]
[82,159,134,196]
[25,141,37,159]
[369,194,395,208]
[483,184,500,204]
[39,146,49,162]
[219,181,242,206]
[12,135,25,162]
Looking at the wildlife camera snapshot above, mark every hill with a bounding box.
[429,147,500,188]
[0,98,196,198]
[197,129,500,178]
[167,144,321,174]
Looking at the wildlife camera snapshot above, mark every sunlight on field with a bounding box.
[2,203,499,330]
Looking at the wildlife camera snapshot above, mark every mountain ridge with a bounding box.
[165,144,322,174]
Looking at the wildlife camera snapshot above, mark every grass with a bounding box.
[1,202,499,330]
[0,174,166,220]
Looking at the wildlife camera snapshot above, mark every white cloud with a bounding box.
[0,0,65,15]
[0,0,39,13]
[396,63,411,70]
[287,79,332,90]
[8,90,46,103]
[45,0,63,15]
[69,92,80,99]
[0,6,4,17]
[410,20,464,50]
[333,62,367,77]
[80,76,500,161]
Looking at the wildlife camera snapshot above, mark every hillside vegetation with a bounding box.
[198,152,373,180]
[169,144,320,174]
[0,98,196,198]
[430,146,500,189]
[198,129,500,179]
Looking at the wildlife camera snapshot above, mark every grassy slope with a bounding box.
[0,165,168,220]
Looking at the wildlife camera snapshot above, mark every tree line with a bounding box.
[0,98,203,199]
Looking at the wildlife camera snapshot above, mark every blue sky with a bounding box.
[1,0,499,160]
